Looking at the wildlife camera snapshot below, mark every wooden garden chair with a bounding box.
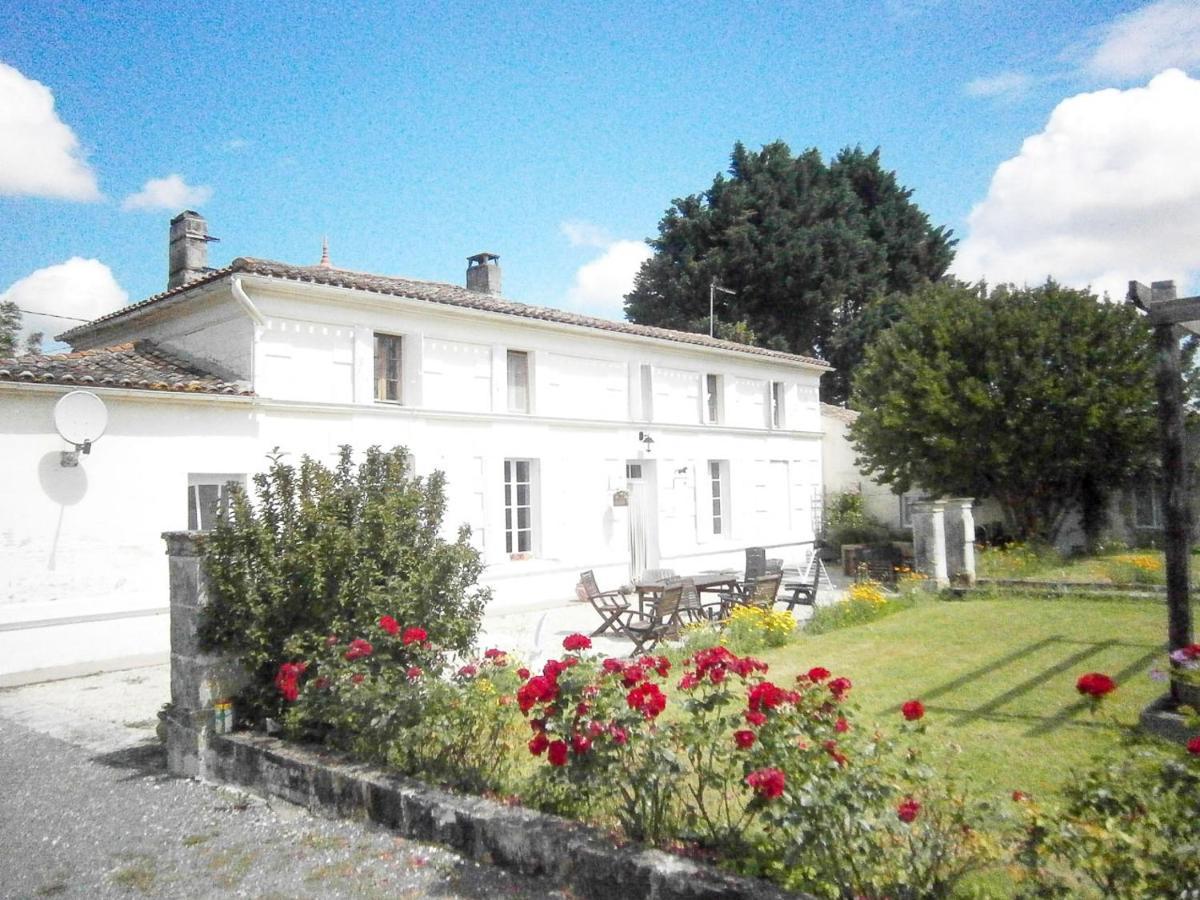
[707,572,783,620]
[616,582,685,655]
[781,563,819,610]
[579,570,630,637]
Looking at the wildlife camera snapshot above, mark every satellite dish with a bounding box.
[54,391,108,464]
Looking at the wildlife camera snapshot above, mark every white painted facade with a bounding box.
[1,269,827,677]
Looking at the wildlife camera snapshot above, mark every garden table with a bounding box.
[634,572,740,614]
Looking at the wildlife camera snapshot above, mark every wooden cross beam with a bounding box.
[1129,280,1200,328]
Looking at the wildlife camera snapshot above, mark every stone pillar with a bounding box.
[910,499,949,589]
[163,531,246,779]
[944,498,976,586]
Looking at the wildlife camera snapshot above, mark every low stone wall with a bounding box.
[210,732,806,900]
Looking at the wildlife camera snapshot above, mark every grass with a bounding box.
[758,592,1183,799]
[975,545,1179,586]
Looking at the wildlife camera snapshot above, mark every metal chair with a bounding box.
[579,570,630,637]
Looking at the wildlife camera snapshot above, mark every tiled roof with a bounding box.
[58,257,831,370]
[0,340,253,396]
[820,402,860,424]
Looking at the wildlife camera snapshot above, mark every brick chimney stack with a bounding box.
[466,252,501,295]
[168,210,218,290]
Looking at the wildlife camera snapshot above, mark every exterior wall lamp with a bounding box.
[638,431,654,452]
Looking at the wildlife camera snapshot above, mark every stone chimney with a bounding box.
[466,252,501,295]
[168,210,218,290]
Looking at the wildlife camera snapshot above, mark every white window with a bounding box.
[1133,482,1163,529]
[507,350,530,412]
[709,459,729,537]
[704,373,722,424]
[187,474,245,531]
[374,333,403,402]
[504,459,536,555]
[770,381,786,428]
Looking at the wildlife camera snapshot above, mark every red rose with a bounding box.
[351,673,365,684]
[1188,736,1200,756]
[547,740,569,766]
[401,627,427,646]
[528,732,549,756]
[745,710,767,727]
[823,739,848,767]
[1075,672,1117,698]
[484,647,506,659]
[517,667,531,680]
[733,730,756,749]
[806,666,831,682]
[897,796,921,823]
[344,638,373,661]
[563,633,592,652]
[571,734,591,756]
[457,664,477,678]
[748,681,789,712]
[273,661,307,701]
[835,717,850,734]
[602,657,624,674]
[828,676,852,700]
[622,665,646,687]
[543,659,567,680]
[1011,790,1028,802]
[626,682,667,719]
[587,720,604,738]
[902,699,925,721]
[406,666,423,680]
[378,615,400,636]
[610,724,628,745]
[678,673,700,690]
[745,767,785,799]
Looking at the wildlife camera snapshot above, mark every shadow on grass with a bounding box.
[899,635,1162,738]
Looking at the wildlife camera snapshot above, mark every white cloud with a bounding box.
[2,258,128,352]
[953,69,1200,300]
[0,62,100,201]
[964,71,1034,99]
[565,239,652,319]
[1085,0,1200,81]
[560,220,613,248]
[121,174,213,211]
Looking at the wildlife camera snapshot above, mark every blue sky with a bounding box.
[2,0,1199,347]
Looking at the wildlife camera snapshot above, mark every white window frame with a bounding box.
[504,458,537,557]
[770,381,786,428]
[374,332,404,403]
[703,373,723,424]
[708,459,730,537]
[187,474,246,531]
[507,349,531,413]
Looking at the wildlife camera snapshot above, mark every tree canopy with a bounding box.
[849,280,1158,544]
[0,301,20,357]
[623,141,955,402]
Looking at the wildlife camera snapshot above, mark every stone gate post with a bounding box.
[944,498,977,586]
[162,531,246,779]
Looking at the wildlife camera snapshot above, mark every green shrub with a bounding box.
[1014,741,1200,897]
[199,445,490,722]
[824,489,892,547]
[806,591,915,635]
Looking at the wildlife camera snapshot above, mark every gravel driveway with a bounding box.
[0,666,567,899]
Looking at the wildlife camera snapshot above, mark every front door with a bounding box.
[626,460,660,581]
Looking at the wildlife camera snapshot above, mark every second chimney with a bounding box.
[168,210,217,290]
[466,252,501,295]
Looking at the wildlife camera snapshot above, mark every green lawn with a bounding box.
[760,593,1185,799]
[975,546,1181,586]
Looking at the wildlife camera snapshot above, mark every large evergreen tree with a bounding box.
[0,301,21,357]
[624,142,955,402]
[850,280,1158,545]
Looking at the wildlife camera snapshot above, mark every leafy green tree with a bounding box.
[0,301,20,357]
[850,280,1158,544]
[199,445,491,720]
[624,142,955,402]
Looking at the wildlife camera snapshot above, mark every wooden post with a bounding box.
[1130,280,1196,703]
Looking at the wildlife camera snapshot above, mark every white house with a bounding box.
[0,212,829,678]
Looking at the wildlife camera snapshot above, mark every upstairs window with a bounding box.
[770,381,786,428]
[704,373,722,424]
[507,350,530,413]
[374,333,403,402]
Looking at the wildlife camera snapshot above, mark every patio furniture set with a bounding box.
[578,547,820,655]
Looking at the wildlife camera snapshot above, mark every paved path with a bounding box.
[0,668,566,899]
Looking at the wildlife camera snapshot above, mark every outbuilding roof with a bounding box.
[0,340,253,396]
[57,257,831,369]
